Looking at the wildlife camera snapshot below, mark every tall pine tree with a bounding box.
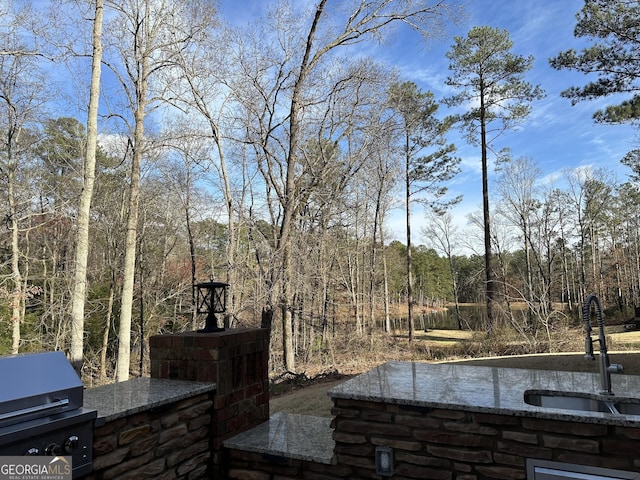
[445,26,544,332]
[550,0,640,124]
[550,0,640,179]
[387,81,459,341]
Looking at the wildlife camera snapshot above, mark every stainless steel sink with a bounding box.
[524,390,640,415]
[611,401,640,415]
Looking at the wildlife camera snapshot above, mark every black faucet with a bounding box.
[583,294,623,395]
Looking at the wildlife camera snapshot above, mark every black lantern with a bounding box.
[195,281,228,333]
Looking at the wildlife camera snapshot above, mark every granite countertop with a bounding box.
[328,361,640,426]
[223,412,335,464]
[84,377,215,425]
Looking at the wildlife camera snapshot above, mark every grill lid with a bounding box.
[0,351,83,427]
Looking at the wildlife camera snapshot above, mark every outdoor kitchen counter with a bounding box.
[224,412,335,464]
[84,377,215,425]
[328,360,640,427]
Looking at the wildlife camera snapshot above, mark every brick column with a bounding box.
[149,328,270,476]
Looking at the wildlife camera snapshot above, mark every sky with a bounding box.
[218,0,638,250]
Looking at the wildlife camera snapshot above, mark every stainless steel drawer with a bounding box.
[526,459,640,480]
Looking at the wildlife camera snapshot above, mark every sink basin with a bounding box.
[525,391,617,413]
[524,390,640,415]
[612,401,640,415]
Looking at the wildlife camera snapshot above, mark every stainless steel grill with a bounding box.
[0,351,97,478]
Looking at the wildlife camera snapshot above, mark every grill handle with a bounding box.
[0,398,70,422]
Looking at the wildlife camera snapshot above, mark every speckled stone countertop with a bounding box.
[223,412,335,464]
[328,361,640,426]
[84,377,215,425]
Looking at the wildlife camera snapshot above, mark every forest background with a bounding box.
[1,0,640,385]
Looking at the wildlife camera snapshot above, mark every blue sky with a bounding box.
[375,0,639,238]
[218,0,638,245]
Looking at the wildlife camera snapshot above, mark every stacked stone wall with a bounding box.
[225,398,640,479]
[85,393,213,480]
[331,399,640,479]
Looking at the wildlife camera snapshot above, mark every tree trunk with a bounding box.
[215,140,236,326]
[100,275,114,382]
[70,0,104,372]
[524,221,535,330]
[276,0,327,372]
[370,166,386,332]
[185,202,198,330]
[8,142,22,354]
[380,223,391,333]
[116,43,148,381]
[116,151,141,381]
[480,91,495,332]
[405,131,414,341]
[447,252,462,330]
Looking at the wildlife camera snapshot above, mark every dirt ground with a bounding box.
[269,349,640,418]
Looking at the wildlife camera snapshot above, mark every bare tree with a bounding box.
[422,211,463,329]
[101,0,217,381]
[230,0,460,371]
[364,135,400,334]
[155,125,213,329]
[495,157,541,329]
[165,23,252,326]
[69,0,104,373]
[0,3,49,354]
[562,167,614,301]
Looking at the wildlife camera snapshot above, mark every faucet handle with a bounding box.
[607,364,623,374]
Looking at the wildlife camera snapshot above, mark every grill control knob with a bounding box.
[25,447,40,455]
[44,443,61,456]
[63,436,79,454]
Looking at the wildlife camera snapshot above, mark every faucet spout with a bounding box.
[583,294,623,395]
